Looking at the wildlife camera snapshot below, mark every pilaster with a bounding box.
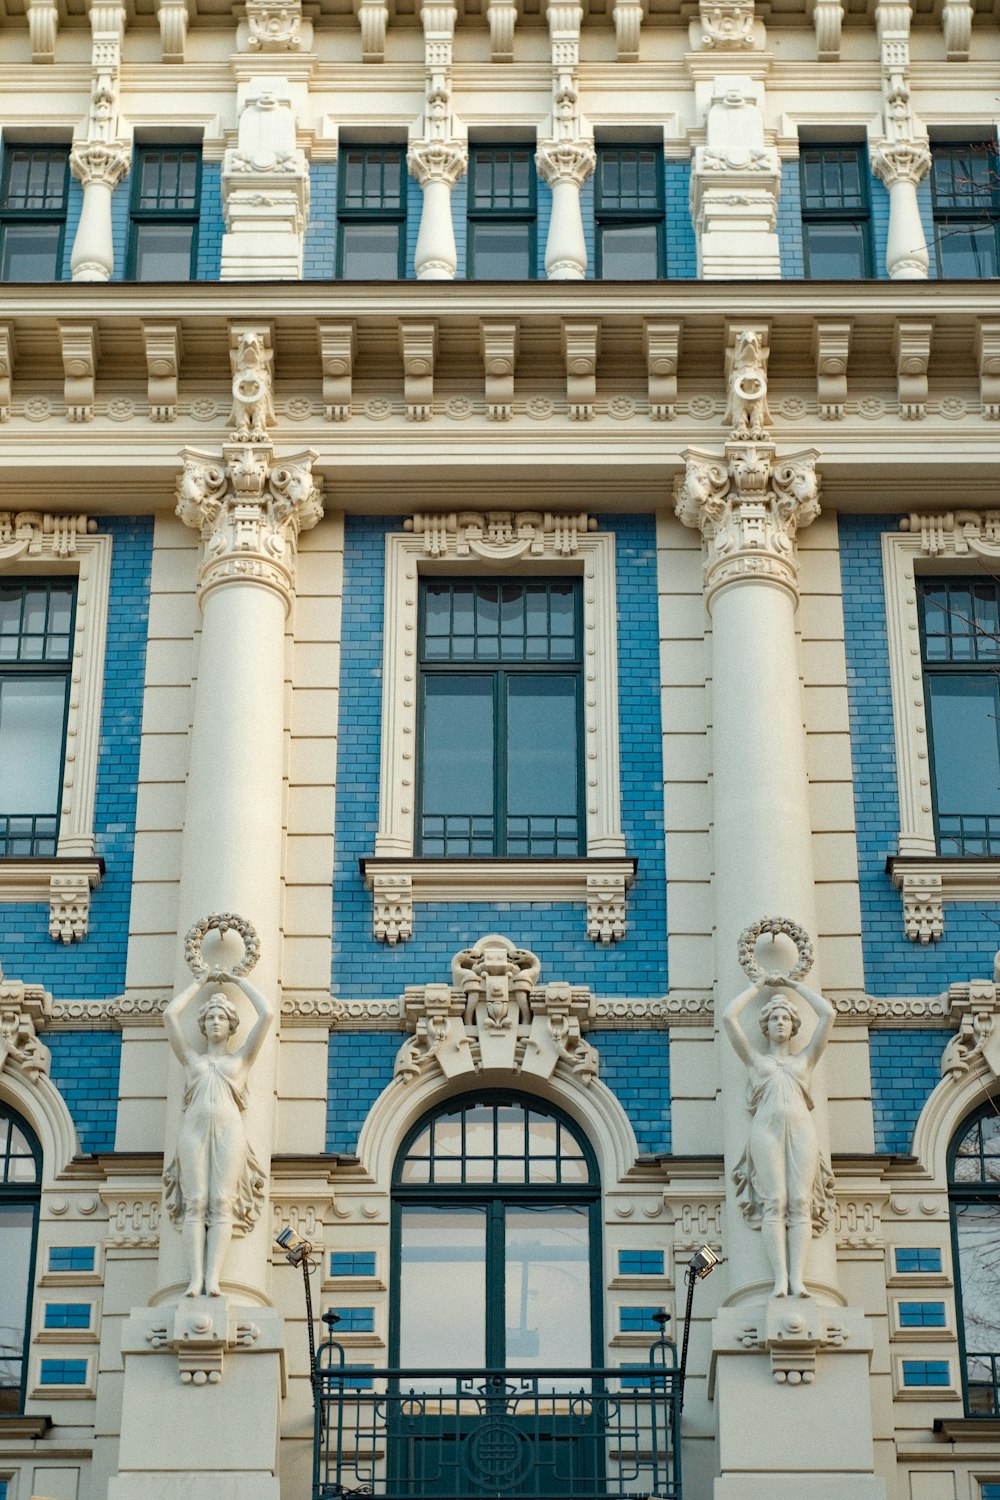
[221,77,310,280]
[870,0,930,279]
[408,0,467,281]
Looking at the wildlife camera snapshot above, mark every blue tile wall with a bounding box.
[596,1030,670,1154]
[197,162,224,281]
[326,1029,669,1156]
[109,181,129,280]
[664,162,697,280]
[60,179,84,281]
[839,514,1000,992]
[777,161,805,280]
[537,179,552,279]
[405,179,423,280]
[0,519,152,996]
[303,162,337,279]
[452,174,468,280]
[331,516,668,998]
[327,1033,401,1152]
[870,1030,950,1152]
[47,1031,122,1154]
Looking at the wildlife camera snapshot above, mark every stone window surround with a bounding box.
[0,516,109,941]
[367,515,633,944]
[882,515,1000,945]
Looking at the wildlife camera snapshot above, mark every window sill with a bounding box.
[933,1416,1000,1441]
[360,857,637,946]
[886,857,1000,944]
[0,857,104,943]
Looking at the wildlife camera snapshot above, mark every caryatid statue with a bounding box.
[162,914,274,1298]
[722,918,836,1299]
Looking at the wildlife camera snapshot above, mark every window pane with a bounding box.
[470,222,531,280]
[421,675,494,816]
[341,223,401,279]
[133,223,194,281]
[0,1205,33,1406]
[955,1201,1000,1361]
[938,222,999,279]
[507,676,577,817]
[505,1206,590,1372]
[1,223,61,281]
[0,676,67,815]
[399,1207,486,1368]
[3,149,66,211]
[599,223,659,279]
[804,221,867,278]
[927,674,1000,817]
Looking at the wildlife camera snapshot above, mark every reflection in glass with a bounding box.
[421,677,494,818]
[399,1207,486,1368]
[1,224,62,281]
[955,1201,1000,1357]
[0,1206,33,1411]
[471,222,531,280]
[133,223,195,281]
[341,223,402,279]
[599,224,659,279]
[505,1206,590,1370]
[0,677,67,815]
[804,222,867,278]
[927,675,1000,816]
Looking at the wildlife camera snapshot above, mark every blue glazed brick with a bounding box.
[327,1033,401,1152]
[0,519,152,997]
[598,1031,670,1153]
[405,178,423,280]
[869,1031,951,1153]
[109,181,129,280]
[303,161,338,279]
[197,163,224,281]
[331,517,668,1000]
[839,514,1000,992]
[664,162,696,279]
[47,1031,122,1153]
[777,161,805,280]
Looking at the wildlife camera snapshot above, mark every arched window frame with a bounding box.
[0,1102,42,1415]
[948,1097,1000,1417]
[389,1090,604,1370]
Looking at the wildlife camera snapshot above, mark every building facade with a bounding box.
[0,2,999,1497]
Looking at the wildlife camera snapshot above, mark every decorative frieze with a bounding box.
[105,1192,163,1250]
[394,935,599,1087]
[813,321,851,420]
[143,324,181,422]
[221,78,310,280]
[406,508,595,560]
[690,76,781,279]
[644,322,680,421]
[894,320,932,419]
[562,321,600,421]
[0,510,94,561]
[481,321,518,421]
[59,323,98,423]
[400,322,437,422]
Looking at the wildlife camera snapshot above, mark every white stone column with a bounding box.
[536,141,595,280]
[69,1,130,282]
[675,328,884,1499]
[408,141,467,280]
[872,141,931,279]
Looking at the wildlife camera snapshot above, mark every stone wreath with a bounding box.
[737,916,813,983]
[184,912,260,979]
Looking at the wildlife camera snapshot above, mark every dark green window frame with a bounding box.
[0,145,70,283]
[126,145,201,281]
[594,145,664,280]
[337,145,407,280]
[918,576,1000,856]
[467,145,537,280]
[799,143,872,278]
[931,143,1000,280]
[415,577,585,858]
[0,1104,42,1415]
[390,1091,603,1370]
[949,1099,1000,1416]
[0,577,77,858]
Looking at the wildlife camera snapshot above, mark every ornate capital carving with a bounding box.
[0,964,53,1083]
[69,138,130,190]
[405,509,595,562]
[393,935,599,1086]
[244,0,303,51]
[871,138,930,188]
[535,138,596,188]
[406,138,468,188]
[697,0,755,49]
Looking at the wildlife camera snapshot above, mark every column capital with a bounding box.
[176,443,323,610]
[69,138,130,189]
[407,137,468,187]
[871,137,931,187]
[535,137,595,187]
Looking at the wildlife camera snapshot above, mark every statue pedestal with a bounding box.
[107,1298,285,1500]
[711,1300,885,1499]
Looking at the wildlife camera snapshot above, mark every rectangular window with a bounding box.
[932,143,1000,279]
[468,146,535,280]
[799,144,872,278]
[38,1359,88,1385]
[330,1251,376,1278]
[0,145,69,281]
[330,1306,375,1333]
[595,146,663,279]
[47,1246,95,1273]
[338,147,406,280]
[902,1359,951,1387]
[982,1486,1000,1499]
[618,1250,665,1277]
[128,146,200,281]
[43,1303,92,1330]
[894,1247,943,1275]
[0,579,76,857]
[619,1306,665,1333]
[417,579,583,858]
[898,1301,947,1328]
[918,578,1000,855]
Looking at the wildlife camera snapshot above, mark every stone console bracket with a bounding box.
[887,856,1000,943]
[0,859,104,943]
[361,858,636,945]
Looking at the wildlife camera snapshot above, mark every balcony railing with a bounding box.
[313,1341,682,1500]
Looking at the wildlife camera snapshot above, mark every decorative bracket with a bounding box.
[27,0,59,61]
[894,320,932,419]
[145,1298,260,1386]
[562,322,600,421]
[400,322,437,422]
[318,323,356,422]
[355,0,387,59]
[487,0,516,58]
[941,972,1000,1080]
[941,0,972,60]
[481,321,518,421]
[49,869,100,944]
[892,866,944,943]
[714,1298,866,1389]
[813,320,851,420]
[0,325,16,422]
[810,0,842,59]
[156,0,191,59]
[0,963,53,1082]
[613,0,642,59]
[143,323,181,422]
[644,321,680,421]
[978,322,1000,419]
[59,323,98,423]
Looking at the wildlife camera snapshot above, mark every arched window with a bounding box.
[949,1100,1000,1414]
[391,1092,602,1372]
[0,1104,41,1413]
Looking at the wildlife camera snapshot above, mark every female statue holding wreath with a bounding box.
[722,919,836,1300]
[162,915,273,1298]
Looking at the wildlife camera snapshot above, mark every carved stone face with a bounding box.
[766,1005,794,1042]
[203,1004,232,1042]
